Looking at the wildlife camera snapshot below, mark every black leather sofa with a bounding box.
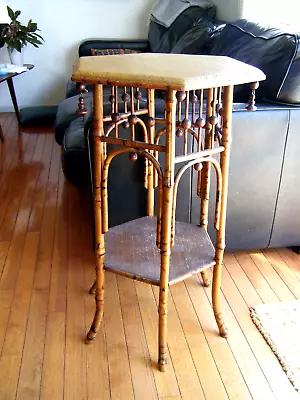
[55,5,300,251]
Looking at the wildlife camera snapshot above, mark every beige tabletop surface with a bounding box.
[72,53,266,91]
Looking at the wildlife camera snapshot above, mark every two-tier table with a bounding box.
[72,53,265,371]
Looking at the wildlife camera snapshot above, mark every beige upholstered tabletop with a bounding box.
[72,53,265,91]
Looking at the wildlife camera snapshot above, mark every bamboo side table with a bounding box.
[72,54,265,371]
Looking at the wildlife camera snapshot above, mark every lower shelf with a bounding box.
[104,216,216,286]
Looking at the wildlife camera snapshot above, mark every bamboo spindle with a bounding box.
[199,88,214,288]
[211,87,218,149]
[177,93,182,121]
[135,87,141,110]
[200,88,213,228]
[213,87,223,144]
[85,83,106,344]
[212,85,233,338]
[124,86,128,113]
[130,87,136,141]
[183,91,189,156]
[115,86,119,138]
[176,91,185,136]
[146,89,155,216]
[196,89,204,197]
[158,89,176,372]
[191,89,196,124]
[110,86,115,113]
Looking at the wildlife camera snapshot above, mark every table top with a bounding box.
[0,64,34,84]
[72,54,265,91]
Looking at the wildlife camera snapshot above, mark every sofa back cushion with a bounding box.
[148,5,216,54]
[170,22,224,55]
[210,19,300,104]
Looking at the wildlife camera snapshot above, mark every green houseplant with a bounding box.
[0,6,44,65]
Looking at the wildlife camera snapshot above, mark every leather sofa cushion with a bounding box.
[61,118,90,188]
[171,21,224,55]
[210,19,300,104]
[149,6,216,54]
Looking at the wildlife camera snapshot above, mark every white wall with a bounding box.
[242,0,300,27]
[0,0,157,111]
[0,0,248,111]
[211,0,243,21]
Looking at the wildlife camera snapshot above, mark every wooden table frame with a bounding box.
[85,83,234,371]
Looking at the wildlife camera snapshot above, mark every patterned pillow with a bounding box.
[91,48,140,56]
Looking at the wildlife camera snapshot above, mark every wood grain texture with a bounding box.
[222,256,297,399]
[234,251,279,304]
[170,282,229,400]
[33,142,61,290]
[64,184,87,400]
[205,268,276,400]
[117,275,157,400]
[40,312,65,400]
[262,249,300,299]
[185,275,253,400]
[16,289,48,400]
[0,232,39,400]
[135,280,180,398]
[248,249,295,302]
[104,272,135,400]
[153,284,206,400]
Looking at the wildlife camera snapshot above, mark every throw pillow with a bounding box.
[91,48,140,56]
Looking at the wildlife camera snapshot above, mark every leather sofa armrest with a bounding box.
[78,39,150,57]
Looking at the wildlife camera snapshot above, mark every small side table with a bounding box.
[72,54,265,371]
[0,64,34,126]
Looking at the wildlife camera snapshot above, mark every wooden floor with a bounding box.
[0,113,300,400]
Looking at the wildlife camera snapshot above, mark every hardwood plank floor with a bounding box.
[0,114,299,400]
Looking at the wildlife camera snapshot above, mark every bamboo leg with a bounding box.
[199,88,214,288]
[200,271,210,287]
[86,83,106,344]
[147,88,155,216]
[158,89,176,372]
[212,85,233,339]
[200,88,213,229]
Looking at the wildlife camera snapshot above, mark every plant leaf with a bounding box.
[28,22,37,32]
[3,7,44,50]
[15,41,22,52]
[34,33,44,41]
[7,6,15,20]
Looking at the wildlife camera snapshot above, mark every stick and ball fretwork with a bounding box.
[72,53,265,371]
